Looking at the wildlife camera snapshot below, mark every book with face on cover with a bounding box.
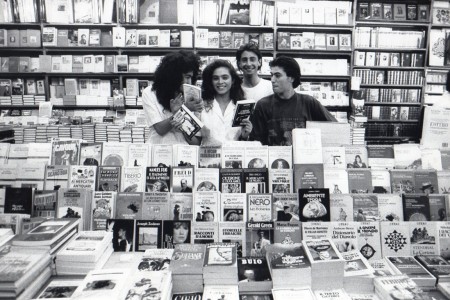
[172,105,203,140]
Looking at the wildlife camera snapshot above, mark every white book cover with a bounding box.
[380,221,411,257]
[191,222,219,244]
[377,194,403,222]
[127,143,150,167]
[393,144,422,169]
[112,27,126,47]
[218,222,246,256]
[329,222,359,253]
[203,285,239,299]
[302,222,331,240]
[410,221,438,256]
[244,145,268,169]
[268,146,292,169]
[357,222,382,261]
[330,194,354,222]
[102,142,128,166]
[194,168,219,192]
[323,146,346,169]
[292,128,323,164]
[120,166,145,193]
[69,165,97,190]
[34,278,83,299]
[272,288,315,299]
[371,170,391,194]
[173,144,198,167]
[438,171,450,194]
[222,145,244,169]
[193,191,219,222]
[220,193,246,222]
[437,221,450,261]
[324,169,349,194]
[269,169,293,193]
[152,144,173,167]
[247,193,272,222]
[57,231,112,262]
[314,289,351,300]
[344,145,368,169]
[422,149,443,170]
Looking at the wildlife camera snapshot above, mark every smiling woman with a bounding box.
[200,59,253,145]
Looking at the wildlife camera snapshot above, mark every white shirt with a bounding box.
[141,87,188,145]
[200,99,241,146]
[242,79,273,103]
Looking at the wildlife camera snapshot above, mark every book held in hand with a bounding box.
[173,104,203,140]
[232,99,256,127]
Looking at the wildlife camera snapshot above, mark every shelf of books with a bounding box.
[1,126,450,298]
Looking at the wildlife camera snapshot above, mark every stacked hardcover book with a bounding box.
[0,247,51,300]
[203,242,238,285]
[265,244,312,289]
[11,218,80,255]
[302,238,346,290]
[170,244,205,294]
[341,250,374,293]
[55,231,114,275]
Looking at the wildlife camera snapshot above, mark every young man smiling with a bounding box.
[236,43,273,102]
[249,56,336,146]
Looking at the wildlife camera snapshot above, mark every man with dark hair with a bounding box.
[249,56,336,146]
[236,43,272,102]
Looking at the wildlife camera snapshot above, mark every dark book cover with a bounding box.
[293,163,324,190]
[220,168,244,193]
[51,139,80,166]
[415,255,450,282]
[107,219,135,252]
[4,187,33,215]
[169,29,181,47]
[238,256,272,282]
[228,1,250,25]
[199,145,221,168]
[232,100,256,127]
[115,192,144,219]
[79,142,102,166]
[146,167,170,192]
[97,166,121,192]
[387,256,435,281]
[243,168,268,193]
[245,222,274,257]
[402,194,431,221]
[32,190,57,218]
[298,188,330,222]
[159,0,177,23]
[347,169,372,194]
[401,53,412,67]
[162,220,191,249]
[266,244,310,269]
[406,4,418,20]
[134,220,163,251]
[370,3,382,19]
[9,57,19,73]
[277,32,290,50]
[358,3,369,20]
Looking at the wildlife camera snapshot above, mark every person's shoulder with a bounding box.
[296,93,319,104]
[257,94,274,105]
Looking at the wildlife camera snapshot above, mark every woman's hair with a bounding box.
[269,56,301,88]
[152,51,201,111]
[354,155,361,162]
[201,59,245,105]
[173,221,189,230]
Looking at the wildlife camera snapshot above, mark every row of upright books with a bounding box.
[276,1,352,25]
[357,2,430,22]
[352,69,424,85]
[354,88,421,103]
[354,27,426,49]
[277,32,351,51]
[354,50,425,67]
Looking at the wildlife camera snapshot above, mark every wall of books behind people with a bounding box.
[0,0,355,140]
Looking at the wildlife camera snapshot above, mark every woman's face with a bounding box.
[212,67,233,96]
[355,155,361,163]
[173,222,189,243]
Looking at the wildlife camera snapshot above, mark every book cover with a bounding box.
[168,193,193,221]
[302,222,330,240]
[171,166,194,193]
[79,142,102,166]
[330,194,353,222]
[232,99,256,127]
[222,146,244,169]
[194,168,219,192]
[218,222,245,257]
[381,221,411,257]
[141,192,169,220]
[198,145,221,168]
[237,256,272,284]
[324,169,349,194]
[402,194,431,221]
[120,166,145,193]
[97,166,121,192]
[172,104,203,140]
[162,220,191,248]
[69,165,96,190]
[410,221,438,256]
[415,170,438,195]
[115,192,143,219]
[51,139,80,166]
[390,170,415,194]
[220,193,246,222]
[102,142,128,166]
[268,146,292,169]
[4,187,32,215]
[357,222,382,261]
[274,221,301,244]
[348,169,372,194]
[107,219,135,252]
[57,188,91,231]
[152,144,173,167]
[322,146,346,170]
[245,146,268,169]
[44,165,70,191]
[438,222,450,261]
[127,143,150,167]
[269,169,293,194]
[386,256,436,285]
[246,222,274,257]
[171,244,205,274]
[294,163,324,190]
[228,0,249,25]
[244,168,268,193]
[191,222,219,244]
[353,194,379,222]
[299,188,330,222]
[378,194,403,221]
[219,168,244,193]
[329,222,358,253]
[271,193,299,222]
[429,195,447,221]
[34,278,82,299]
[303,239,343,262]
[145,167,170,192]
[32,190,57,218]
[135,220,162,251]
[367,145,394,170]
[193,192,219,222]
[247,193,272,222]
[393,3,406,20]
[91,191,115,231]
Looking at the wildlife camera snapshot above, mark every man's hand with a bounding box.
[240,117,252,140]
[170,112,184,130]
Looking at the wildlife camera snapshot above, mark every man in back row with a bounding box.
[249,56,336,146]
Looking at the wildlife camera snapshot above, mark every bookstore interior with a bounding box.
[2,0,450,299]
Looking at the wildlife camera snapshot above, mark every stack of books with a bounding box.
[11,218,80,255]
[202,285,239,300]
[55,231,114,275]
[438,281,450,298]
[302,238,345,290]
[170,244,205,294]
[341,250,374,293]
[135,248,174,272]
[237,256,272,295]
[203,242,238,285]
[0,247,51,300]
[374,275,427,300]
[32,277,83,299]
[314,289,352,300]
[385,256,436,289]
[272,287,316,299]
[0,228,14,246]
[415,255,450,284]
[122,268,173,300]
[265,244,312,289]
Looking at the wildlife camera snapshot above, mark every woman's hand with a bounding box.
[170,93,184,112]
[185,97,204,113]
[240,117,252,140]
[170,112,184,130]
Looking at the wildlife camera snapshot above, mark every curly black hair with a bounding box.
[235,43,262,71]
[201,59,244,104]
[152,50,201,111]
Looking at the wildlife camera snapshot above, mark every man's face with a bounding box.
[181,180,187,188]
[182,71,194,85]
[270,66,294,95]
[239,51,260,76]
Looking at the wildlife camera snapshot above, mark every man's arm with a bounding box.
[310,97,337,122]
[249,101,269,145]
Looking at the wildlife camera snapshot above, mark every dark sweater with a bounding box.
[250,93,337,146]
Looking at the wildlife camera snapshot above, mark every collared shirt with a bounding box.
[141,87,187,145]
[200,99,241,146]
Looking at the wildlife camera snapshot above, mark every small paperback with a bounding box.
[173,104,203,139]
[232,99,256,127]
